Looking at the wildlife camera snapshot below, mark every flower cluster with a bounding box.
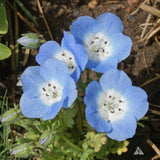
[19,12,148,141]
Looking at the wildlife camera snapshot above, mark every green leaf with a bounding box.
[0,43,11,60]
[0,6,8,34]
[62,107,76,128]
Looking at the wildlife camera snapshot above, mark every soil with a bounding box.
[0,0,160,159]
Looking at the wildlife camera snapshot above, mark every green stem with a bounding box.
[60,135,83,152]
[76,101,82,133]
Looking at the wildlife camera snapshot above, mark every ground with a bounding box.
[0,0,160,159]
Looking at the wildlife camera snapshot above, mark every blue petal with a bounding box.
[100,69,132,94]
[21,66,45,98]
[84,81,102,111]
[70,16,96,43]
[62,31,88,71]
[36,41,61,65]
[90,56,118,73]
[110,33,132,62]
[93,12,124,36]
[62,75,77,108]
[124,86,149,120]
[86,107,112,133]
[71,66,81,82]
[40,58,70,86]
[107,113,137,141]
[84,81,112,132]
[20,94,48,118]
[42,98,65,120]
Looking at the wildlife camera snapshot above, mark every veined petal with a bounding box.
[42,98,65,120]
[40,58,69,86]
[124,86,149,120]
[70,16,96,43]
[20,94,48,118]
[36,41,61,65]
[71,66,81,82]
[62,31,88,71]
[86,108,112,133]
[84,81,103,110]
[90,56,118,73]
[100,69,132,93]
[21,66,44,97]
[107,113,137,141]
[110,33,132,62]
[93,12,124,36]
[62,75,77,108]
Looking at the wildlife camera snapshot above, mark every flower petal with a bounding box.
[107,113,137,141]
[100,69,132,93]
[36,41,61,65]
[20,94,48,118]
[62,31,88,71]
[40,58,69,86]
[84,81,102,110]
[21,66,44,98]
[85,81,112,132]
[42,98,65,120]
[93,12,124,36]
[70,16,96,43]
[110,33,132,62]
[90,56,118,73]
[86,108,112,133]
[124,86,149,120]
[71,66,81,82]
[62,75,77,108]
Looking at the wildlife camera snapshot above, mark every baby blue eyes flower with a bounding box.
[84,69,149,141]
[36,31,88,82]
[70,12,132,73]
[20,58,77,120]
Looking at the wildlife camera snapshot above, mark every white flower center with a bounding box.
[54,50,77,74]
[98,90,127,122]
[39,80,63,106]
[84,33,112,61]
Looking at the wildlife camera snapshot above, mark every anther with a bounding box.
[43,87,46,91]
[53,86,56,89]
[104,103,106,106]
[62,53,65,56]
[119,100,122,103]
[69,57,72,60]
[95,37,99,39]
[111,110,114,113]
[48,83,51,87]
[46,93,49,97]
[109,95,112,98]
[91,41,95,44]
[104,41,107,44]
[118,108,121,111]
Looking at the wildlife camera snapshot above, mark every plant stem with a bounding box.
[60,135,83,152]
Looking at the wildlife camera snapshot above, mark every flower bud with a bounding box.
[39,130,53,146]
[17,33,42,49]
[1,108,19,123]
[11,143,35,158]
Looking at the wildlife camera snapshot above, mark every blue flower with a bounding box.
[70,12,132,73]
[36,31,88,82]
[20,58,77,120]
[84,69,149,141]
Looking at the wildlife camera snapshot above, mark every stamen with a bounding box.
[98,90,127,122]
[91,41,95,44]
[95,37,99,39]
[48,83,51,87]
[53,86,56,89]
[40,80,63,106]
[69,57,72,60]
